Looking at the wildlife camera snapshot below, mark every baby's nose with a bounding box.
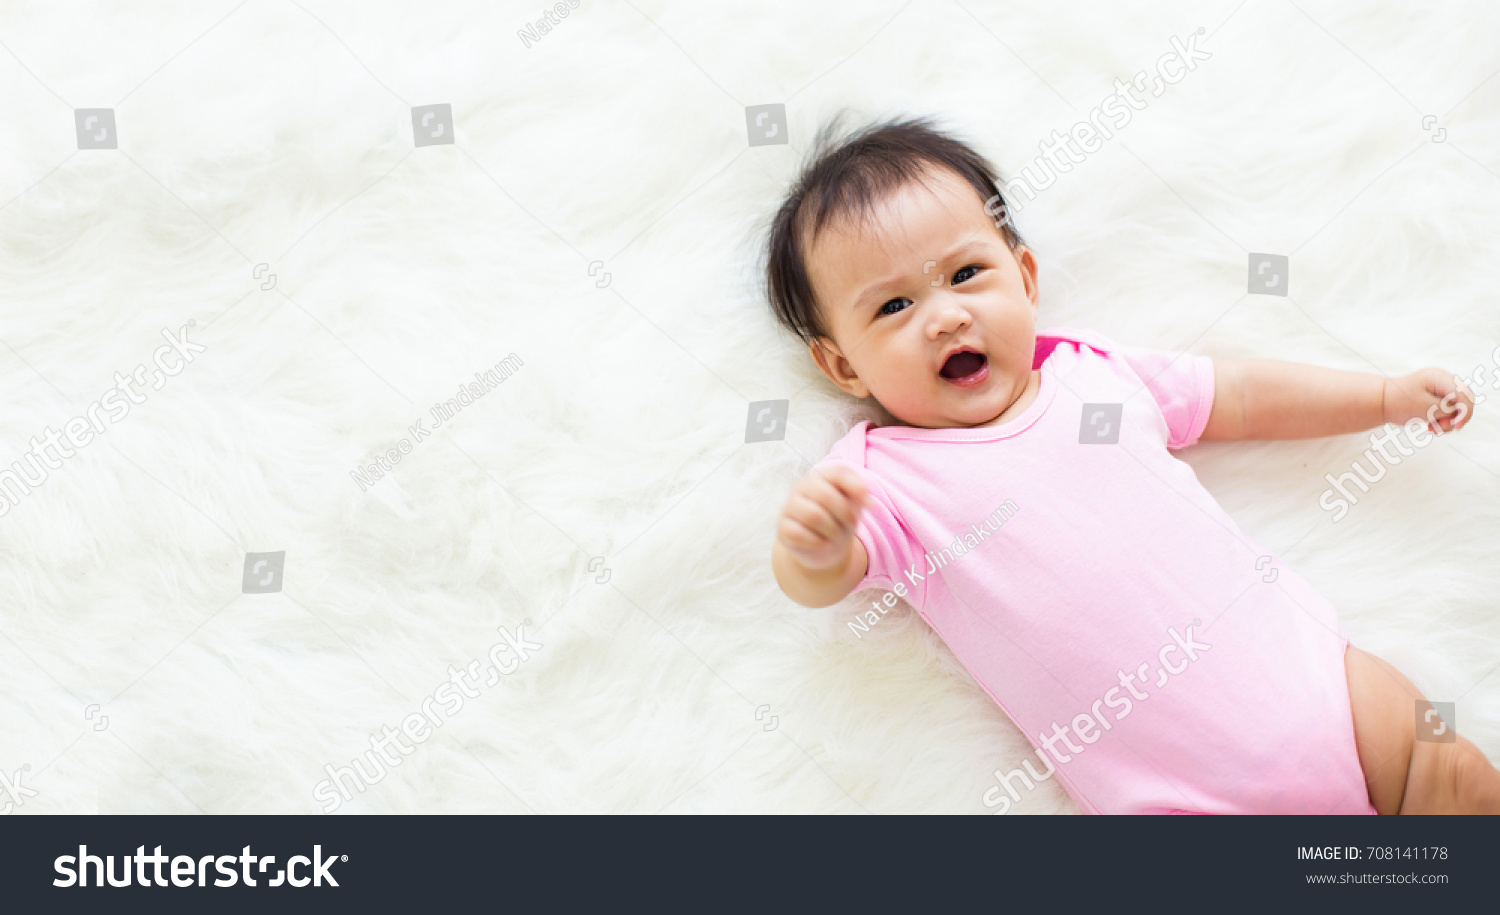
[927,294,972,333]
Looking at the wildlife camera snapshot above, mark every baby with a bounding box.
[765,116,1499,814]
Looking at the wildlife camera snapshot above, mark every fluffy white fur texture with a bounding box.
[1,1,1497,814]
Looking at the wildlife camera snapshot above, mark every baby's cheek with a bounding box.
[876,372,938,420]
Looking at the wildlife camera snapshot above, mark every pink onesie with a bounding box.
[814,327,1374,814]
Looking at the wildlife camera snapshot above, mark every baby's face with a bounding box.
[806,167,1040,430]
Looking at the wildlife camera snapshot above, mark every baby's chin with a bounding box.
[876,389,1013,430]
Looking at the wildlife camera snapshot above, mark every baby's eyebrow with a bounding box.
[850,237,990,311]
[940,236,988,262]
[851,270,907,312]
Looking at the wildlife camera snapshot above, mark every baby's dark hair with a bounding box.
[764,114,1025,346]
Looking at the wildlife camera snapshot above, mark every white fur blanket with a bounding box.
[1,1,1497,814]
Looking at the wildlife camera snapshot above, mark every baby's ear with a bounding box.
[1012,244,1040,306]
[809,337,869,399]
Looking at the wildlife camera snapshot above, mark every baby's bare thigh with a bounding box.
[1344,645,1421,814]
[1347,646,1500,813]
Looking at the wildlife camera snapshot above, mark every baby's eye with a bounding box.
[878,297,911,317]
[952,264,981,284]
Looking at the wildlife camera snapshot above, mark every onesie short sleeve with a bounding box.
[811,422,926,604]
[1106,339,1217,449]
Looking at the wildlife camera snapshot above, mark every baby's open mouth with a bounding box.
[940,349,988,384]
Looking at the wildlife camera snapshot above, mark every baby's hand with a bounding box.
[776,465,870,572]
[1384,369,1475,434]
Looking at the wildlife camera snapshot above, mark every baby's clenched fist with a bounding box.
[1383,368,1475,434]
[776,465,870,572]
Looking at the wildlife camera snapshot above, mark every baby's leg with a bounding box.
[1345,645,1500,813]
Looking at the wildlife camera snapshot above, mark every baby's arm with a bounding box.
[772,465,871,608]
[1199,358,1475,441]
